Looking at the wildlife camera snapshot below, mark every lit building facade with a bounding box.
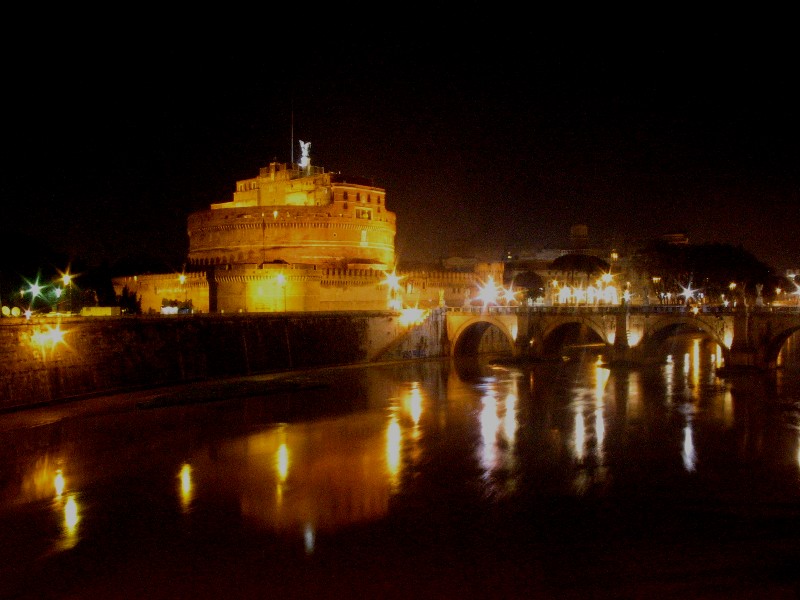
[187,156,396,314]
[114,144,514,314]
[187,160,395,269]
[115,148,407,313]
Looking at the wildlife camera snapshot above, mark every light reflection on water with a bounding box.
[2,332,800,595]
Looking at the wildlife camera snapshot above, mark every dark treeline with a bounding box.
[631,241,791,303]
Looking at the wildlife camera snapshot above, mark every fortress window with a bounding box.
[343,202,348,210]
[343,191,349,200]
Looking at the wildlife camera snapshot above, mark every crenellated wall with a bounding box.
[0,310,447,412]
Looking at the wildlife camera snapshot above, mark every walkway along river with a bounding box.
[1,334,800,597]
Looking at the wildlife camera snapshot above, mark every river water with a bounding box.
[2,335,800,598]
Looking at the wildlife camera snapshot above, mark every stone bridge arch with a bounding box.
[759,323,800,369]
[444,307,800,370]
[634,315,730,363]
[537,315,611,357]
[448,314,516,357]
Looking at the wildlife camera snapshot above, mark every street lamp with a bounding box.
[62,272,72,313]
[476,276,500,310]
[23,279,46,313]
[382,270,403,310]
[55,269,76,314]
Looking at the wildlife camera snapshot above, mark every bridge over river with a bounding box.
[445,305,800,370]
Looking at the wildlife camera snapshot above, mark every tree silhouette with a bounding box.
[631,241,782,303]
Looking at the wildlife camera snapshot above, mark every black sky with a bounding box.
[2,12,798,277]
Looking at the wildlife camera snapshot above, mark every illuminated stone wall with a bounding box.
[398,263,503,309]
[187,163,395,270]
[0,310,447,411]
[187,206,396,268]
[114,265,398,314]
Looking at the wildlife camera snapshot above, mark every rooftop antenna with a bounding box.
[290,102,294,165]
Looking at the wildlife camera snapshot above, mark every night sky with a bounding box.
[3,13,797,279]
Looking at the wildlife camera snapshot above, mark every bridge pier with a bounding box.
[726,307,768,370]
[609,309,636,364]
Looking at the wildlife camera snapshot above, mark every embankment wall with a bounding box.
[0,310,448,411]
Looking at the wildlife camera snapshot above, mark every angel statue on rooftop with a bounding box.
[298,140,311,169]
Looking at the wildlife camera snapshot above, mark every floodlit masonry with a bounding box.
[113,143,495,314]
[187,160,396,270]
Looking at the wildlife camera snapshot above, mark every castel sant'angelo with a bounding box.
[114,142,492,314]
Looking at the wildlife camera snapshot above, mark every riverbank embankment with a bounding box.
[0,310,447,412]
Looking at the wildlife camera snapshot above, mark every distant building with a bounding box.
[661,232,690,245]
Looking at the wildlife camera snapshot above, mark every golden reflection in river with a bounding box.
[476,373,520,482]
[44,465,81,550]
[480,389,500,473]
[691,339,701,398]
[502,379,521,458]
[391,381,428,488]
[664,355,674,403]
[274,427,289,510]
[573,411,586,462]
[502,389,518,449]
[569,357,614,495]
[54,493,80,550]
[54,469,65,497]
[406,383,423,429]
[178,463,192,512]
[680,345,700,401]
[277,443,289,482]
[386,413,402,490]
[194,401,408,537]
[594,357,609,463]
[594,406,605,461]
[51,467,80,549]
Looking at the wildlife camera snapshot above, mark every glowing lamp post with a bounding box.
[383,270,403,311]
[679,284,698,307]
[24,280,46,314]
[477,276,500,311]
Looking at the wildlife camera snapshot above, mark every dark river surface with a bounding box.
[2,335,800,599]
